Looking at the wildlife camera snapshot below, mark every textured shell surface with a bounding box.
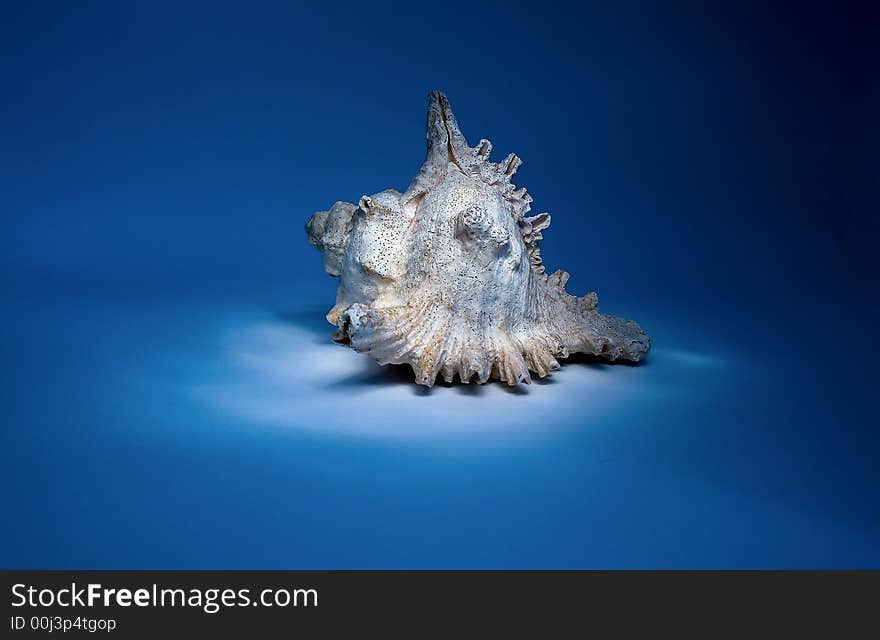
[306,92,651,387]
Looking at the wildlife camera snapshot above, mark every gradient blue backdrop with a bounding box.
[2,1,878,568]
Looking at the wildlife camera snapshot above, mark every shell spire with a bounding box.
[403,92,526,205]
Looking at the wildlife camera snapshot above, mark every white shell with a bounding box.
[306,92,650,387]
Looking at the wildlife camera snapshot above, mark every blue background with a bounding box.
[2,1,878,568]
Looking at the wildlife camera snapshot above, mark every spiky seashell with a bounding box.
[305,92,651,387]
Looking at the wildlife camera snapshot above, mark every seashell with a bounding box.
[306,91,651,387]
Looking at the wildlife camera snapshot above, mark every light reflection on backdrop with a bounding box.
[185,305,721,446]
